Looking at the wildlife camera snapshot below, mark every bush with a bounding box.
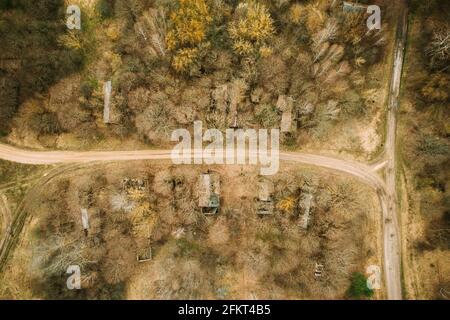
[417,135,450,156]
[0,0,13,10]
[96,0,114,19]
[421,73,450,103]
[255,104,280,128]
[30,112,61,135]
[346,272,373,299]
[80,78,99,99]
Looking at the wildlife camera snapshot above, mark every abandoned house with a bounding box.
[198,173,220,215]
[277,95,296,134]
[136,244,152,263]
[299,193,315,229]
[256,178,274,215]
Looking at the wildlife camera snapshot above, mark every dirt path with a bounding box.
[0,194,12,254]
[382,4,409,300]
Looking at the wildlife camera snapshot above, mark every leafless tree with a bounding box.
[134,8,167,57]
[427,27,450,69]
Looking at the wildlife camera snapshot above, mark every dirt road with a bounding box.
[0,194,12,257]
[380,4,408,300]
[0,144,385,189]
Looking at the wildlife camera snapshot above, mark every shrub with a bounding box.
[255,104,280,128]
[171,47,199,72]
[0,0,13,10]
[96,0,114,19]
[417,135,450,156]
[80,78,99,99]
[289,3,303,25]
[30,112,61,135]
[346,272,373,299]
[421,73,450,102]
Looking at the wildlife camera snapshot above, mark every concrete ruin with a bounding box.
[198,173,220,215]
[81,208,89,236]
[103,80,112,124]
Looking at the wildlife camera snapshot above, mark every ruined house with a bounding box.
[299,193,315,229]
[211,79,246,128]
[277,95,296,134]
[256,178,274,215]
[137,245,152,262]
[212,84,229,114]
[198,173,220,215]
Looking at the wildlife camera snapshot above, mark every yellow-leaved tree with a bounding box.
[289,3,303,25]
[228,1,275,57]
[276,196,296,214]
[166,0,212,72]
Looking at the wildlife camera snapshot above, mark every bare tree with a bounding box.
[427,27,450,70]
[134,8,167,57]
